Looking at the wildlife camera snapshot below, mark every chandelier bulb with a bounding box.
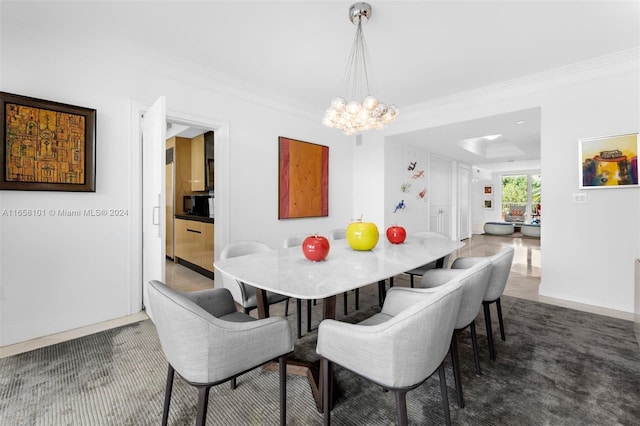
[322,3,399,135]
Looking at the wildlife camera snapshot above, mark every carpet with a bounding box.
[1,296,639,425]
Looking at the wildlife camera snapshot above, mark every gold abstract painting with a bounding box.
[1,92,96,191]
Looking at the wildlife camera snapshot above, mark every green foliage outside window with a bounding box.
[501,174,541,215]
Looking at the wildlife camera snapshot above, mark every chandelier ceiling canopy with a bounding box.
[322,2,399,136]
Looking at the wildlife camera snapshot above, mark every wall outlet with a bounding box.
[572,193,587,204]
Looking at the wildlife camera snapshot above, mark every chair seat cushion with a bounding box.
[219,312,257,323]
[358,312,393,326]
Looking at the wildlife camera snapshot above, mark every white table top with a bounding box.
[215,236,465,300]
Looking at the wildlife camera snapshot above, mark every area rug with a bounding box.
[1,296,638,425]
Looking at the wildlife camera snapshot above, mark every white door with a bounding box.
[458,165,471,240]
[429,155,453,238]
[142,96,166,319]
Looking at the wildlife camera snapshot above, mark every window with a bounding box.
[501,174,541,222]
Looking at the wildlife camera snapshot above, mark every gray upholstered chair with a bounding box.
[316,281,463,426]
[418,259,492,408]
[404,231,452,287]
[219,241,292,317]
[449,247,515,361]
[147,280,293,426]
[328,228,359,315]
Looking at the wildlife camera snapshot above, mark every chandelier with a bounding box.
[322,2,399,136]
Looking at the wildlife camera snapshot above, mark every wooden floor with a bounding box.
[1,233,633,358]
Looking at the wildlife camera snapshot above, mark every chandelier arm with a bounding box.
[322,2,398,135]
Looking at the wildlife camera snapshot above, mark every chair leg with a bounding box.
[389,276,394,287]
[279,355,287,426]
[195,385,211,426]
[355,288,360,310]
[243,307,251,315]
[343,292,348,316]
[377,280,386,307]
[437,361,452,426]
[284,299,290,317]
[450,331,465,408]
[296,299,302,339]
[483,301,496,361]
[229,377,237,390]
[496,298,506,341]
[470,320,481,376]
[307,299,312,332]
[162,364,175,426]
[394,389,409,426]
[322,358,331,426]
[410,274,415,288]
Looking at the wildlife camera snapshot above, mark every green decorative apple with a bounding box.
[346,219,379,251]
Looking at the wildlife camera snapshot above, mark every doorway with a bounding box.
[129,99,230,314]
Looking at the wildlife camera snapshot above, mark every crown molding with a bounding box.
[402,48,640,116]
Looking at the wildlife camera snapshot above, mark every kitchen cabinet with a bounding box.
[191,131,214,192]
[191,134,205,191]
[174,217,214,272]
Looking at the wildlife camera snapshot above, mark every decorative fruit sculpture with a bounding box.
[346,218,379,251]
[386,225,407,244]
[302,234,330,261]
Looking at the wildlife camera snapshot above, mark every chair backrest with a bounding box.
[450,247,515,302]
[328,228,346,241]
[148,280,229,383]
[420,259,492,330]
[220,240,272,259]
[219,241,272,305]
[371,281,463,387]
[509,205,526,216]
[484,247,514,301]
[452,259,492,329]
[283,233,309,248]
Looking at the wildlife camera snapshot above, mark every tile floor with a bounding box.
[1,233,633,358]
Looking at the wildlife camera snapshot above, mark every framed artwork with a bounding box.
[278,136,328,219]
[579,133,638,189]
[0,92,96,191]
[483,185,493,196]
[484,199,493,209]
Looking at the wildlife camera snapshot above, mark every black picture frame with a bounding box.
[0,92,96,192]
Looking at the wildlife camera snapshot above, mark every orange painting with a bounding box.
[279,137,328,219]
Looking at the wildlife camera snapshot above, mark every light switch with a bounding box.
[572,193,587,204]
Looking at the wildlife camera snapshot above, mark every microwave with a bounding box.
[184,195,213,217]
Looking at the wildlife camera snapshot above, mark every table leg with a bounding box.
[262,294,336,413]
[377,280,386,307]
[317,295,336,412]
[256,288,270,318]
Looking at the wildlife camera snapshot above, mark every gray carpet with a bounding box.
[1,296,639,425]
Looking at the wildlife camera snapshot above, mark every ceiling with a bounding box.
[4,1,638,168]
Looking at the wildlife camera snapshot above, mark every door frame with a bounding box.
[128,100,230,314]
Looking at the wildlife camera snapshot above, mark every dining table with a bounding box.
[214,234,465,412]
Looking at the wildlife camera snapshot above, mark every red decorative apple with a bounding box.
[386,225,407,244]
[302,234,330,261]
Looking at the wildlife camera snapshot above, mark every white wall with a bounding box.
[0,16,354,345]
[381,50,640,313]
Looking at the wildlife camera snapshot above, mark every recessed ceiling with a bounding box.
[387,108,542,170]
